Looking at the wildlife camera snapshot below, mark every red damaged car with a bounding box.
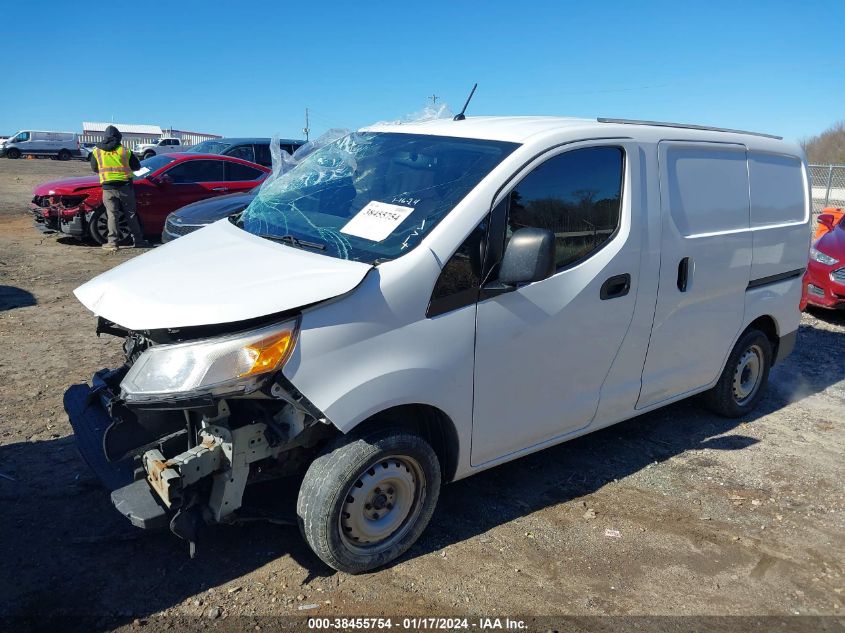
[801,211,845,310]
[30,153,270,243]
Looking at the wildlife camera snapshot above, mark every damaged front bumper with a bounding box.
[64,368,143,491]
[64,361,329,552]
[28,201,87,237]
[64,367,189,529]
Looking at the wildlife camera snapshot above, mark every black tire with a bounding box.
[87,206,131,245]
[702,328,772,418]
[6,148,20,159]
[57,149,71,161]
[143,150,155,160]
[297,427,441,574]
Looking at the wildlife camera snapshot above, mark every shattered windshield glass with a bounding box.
[236,132,518,263]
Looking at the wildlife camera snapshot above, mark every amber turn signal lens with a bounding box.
[239,331,294,377]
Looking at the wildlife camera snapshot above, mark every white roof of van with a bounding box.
[363,115,788,148]
[364,116,593,143]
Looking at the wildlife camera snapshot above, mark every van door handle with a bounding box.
[600,273,631,300]
[677,257,691,292]
[212,187,228,192]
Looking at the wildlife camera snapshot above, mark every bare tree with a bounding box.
[802,121,845,164]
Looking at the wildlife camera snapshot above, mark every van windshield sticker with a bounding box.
[133,167,150,177]
[340,201,414,242]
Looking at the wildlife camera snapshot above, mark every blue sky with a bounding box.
[2,0,842,142]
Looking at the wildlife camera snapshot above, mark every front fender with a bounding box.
[282,251,475,459]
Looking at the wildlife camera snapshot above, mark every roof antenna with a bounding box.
[453,83,477,121]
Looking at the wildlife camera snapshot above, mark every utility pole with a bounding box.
[429,94,439,105]
[303,108,310,142]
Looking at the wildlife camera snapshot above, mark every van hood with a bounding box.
[74,219,373,330]
[33,176,102,195]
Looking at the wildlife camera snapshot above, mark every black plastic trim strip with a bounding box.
[746,268,805,290]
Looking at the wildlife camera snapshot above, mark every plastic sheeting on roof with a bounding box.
[83,122,162,135]
[372,102,454,126]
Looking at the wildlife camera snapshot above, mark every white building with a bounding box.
[81,122,220,149]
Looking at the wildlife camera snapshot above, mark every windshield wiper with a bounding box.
[258,233,326,251]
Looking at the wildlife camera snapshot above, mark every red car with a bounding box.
[30,153,270,243]
[801,211,845,310]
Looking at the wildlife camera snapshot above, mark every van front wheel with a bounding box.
[702,329,772,418]
[297,427,441,574]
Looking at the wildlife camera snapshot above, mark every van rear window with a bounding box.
[748,153,805,226]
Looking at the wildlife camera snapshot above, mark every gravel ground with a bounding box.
[0,159,843,631]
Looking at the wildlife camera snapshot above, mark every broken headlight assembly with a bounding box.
[120,318,299,403]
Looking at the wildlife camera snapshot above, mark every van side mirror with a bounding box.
[498,227,556,285]
[817,213,835,231]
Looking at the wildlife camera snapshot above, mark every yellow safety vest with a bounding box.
[94,145,133,185]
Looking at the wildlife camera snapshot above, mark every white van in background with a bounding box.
[1,130,79,160]
[65,116,810,573]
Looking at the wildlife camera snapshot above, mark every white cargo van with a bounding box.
[65,116,810,572]
[1,130,79,160]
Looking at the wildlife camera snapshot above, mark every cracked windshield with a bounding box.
[237,132,518,263]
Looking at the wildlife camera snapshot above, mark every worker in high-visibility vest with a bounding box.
[89,125,150,251]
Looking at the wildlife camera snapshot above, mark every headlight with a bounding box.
[120,319,299,402]
[810,247,839,266]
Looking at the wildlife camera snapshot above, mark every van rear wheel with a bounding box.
[702,329,772,418]
[297,427,441,574]
[57,149,71,161]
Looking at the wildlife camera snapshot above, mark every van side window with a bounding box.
[664,145,748,235]
[427,216,489,317]
[505,146,624,270]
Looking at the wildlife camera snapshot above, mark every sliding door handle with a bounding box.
[677,257,691,292]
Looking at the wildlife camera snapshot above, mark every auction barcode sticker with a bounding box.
[340,201,414,242]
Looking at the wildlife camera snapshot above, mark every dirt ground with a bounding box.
[0,159,843,631]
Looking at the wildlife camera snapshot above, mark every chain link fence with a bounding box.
[810,164,845,215]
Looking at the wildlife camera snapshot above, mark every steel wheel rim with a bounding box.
[339,455,425,555]
[732,344,763,405]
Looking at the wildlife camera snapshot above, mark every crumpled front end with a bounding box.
[64,317,333,553]
[29,192,96,237]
